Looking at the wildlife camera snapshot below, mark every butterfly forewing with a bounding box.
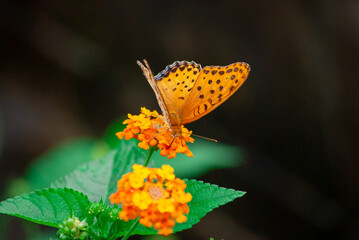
[137,60,172,126]
[181,62,250,124]
[154,61,202,118]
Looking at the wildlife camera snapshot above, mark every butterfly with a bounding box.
[137,59,250,139]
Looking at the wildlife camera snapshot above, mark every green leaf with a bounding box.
[52,139,148,202]
[0,188,90,228]
[113,179,245,237]
[25,138,102,190]
[152,138,244,178]
[174,179,245,232]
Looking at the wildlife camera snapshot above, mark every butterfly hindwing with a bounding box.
[181,62,250,124]
[154,61,202,118]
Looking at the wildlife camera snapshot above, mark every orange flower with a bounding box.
[109,164,192,236]
[116,107,194,159]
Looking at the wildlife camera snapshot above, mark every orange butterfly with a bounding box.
[137,60,250,139]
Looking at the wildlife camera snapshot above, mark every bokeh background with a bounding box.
[1,1,359,239]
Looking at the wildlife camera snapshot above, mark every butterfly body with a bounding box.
[137,60,250,139]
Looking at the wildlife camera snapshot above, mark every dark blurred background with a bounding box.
[1,1,359,239]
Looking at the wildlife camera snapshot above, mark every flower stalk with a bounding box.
[144,147,155,167]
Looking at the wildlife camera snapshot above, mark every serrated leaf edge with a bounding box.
[0,187,90,228]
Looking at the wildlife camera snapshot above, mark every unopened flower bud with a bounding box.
[78,221,88,230]
[88,201,107,216]
[57,215,89,240]
[59,233,67,240]
[108,207,121,220]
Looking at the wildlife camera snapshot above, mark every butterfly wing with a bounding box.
[152,60,202,126]
[181,62,250,125]
[137,60,172,126]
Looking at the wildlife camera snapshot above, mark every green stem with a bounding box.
[143,147,155,167]
[121,218,140,240]
[119,148,155,240]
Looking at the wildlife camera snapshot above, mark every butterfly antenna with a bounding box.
[191,134,218,143]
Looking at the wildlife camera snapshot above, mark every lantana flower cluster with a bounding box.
[109,164,192,235]
[116,107,194,159]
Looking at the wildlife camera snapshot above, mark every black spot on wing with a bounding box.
[154,61,202,81]
[163,72,169,78]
